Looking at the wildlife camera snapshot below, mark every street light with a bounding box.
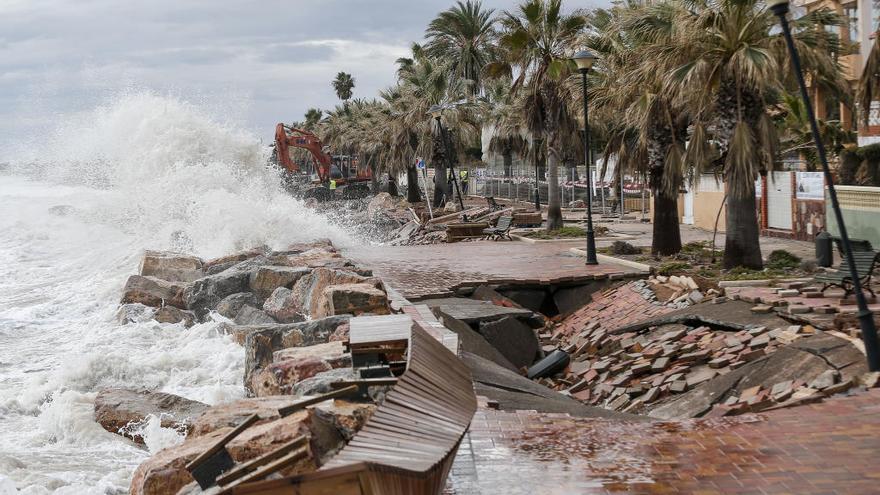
[428,104,467,218]
[572,49,599,265]
[768,0,879,371]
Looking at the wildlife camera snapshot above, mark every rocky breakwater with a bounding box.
[108,241,390,495]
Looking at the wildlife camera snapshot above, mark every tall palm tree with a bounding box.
[654,0,848,268]
[586,2,688,255]
[426,0,496,96]
[332,72,355,104]
[492,0,588,231]
[396,44,475,207]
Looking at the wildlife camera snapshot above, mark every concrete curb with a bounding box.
[568,248,652,273]
[511,233,636,245]
[718,277,815,288]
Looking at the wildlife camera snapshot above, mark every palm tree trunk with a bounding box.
[546,138,563,231]
[432,137,449,207]
[723,187,763,269]
[503,149,512,177]
[387,173,399,196]
[652,186,682,256]
[406,164,421,203]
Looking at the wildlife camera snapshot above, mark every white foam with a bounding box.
[0,91,354,493]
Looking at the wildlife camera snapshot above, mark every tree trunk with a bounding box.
[387,173,399,196]
[651,187,682,256]
[432,137,448,207]
[723,187,763,269]
[369,162,379,193]
[546,136,563,231]
[406,164,421,203]
[503,150,512,177]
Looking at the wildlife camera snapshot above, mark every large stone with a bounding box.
[121,275,187,309]
[316,283,390,319]
[234,305,276,326]
[116,303,155,325]
[240,317,351,395]
[290,268,380,318]
[184,259,262,317]
[250,342,351,397]
[477,316,540,370]
[153,306,196,327]
[249,266,311,300]
[313,400,377,441]
[94,389,208,444]
[262,287,306,323]
[131,404,341,495]
[500,289,547,313]
[293,368,359,397]
[267,247,352,271]
[202,246,268,273]
[139,251,204,283]
[215,292,261,319]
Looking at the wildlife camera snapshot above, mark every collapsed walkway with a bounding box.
[446,389,880,494]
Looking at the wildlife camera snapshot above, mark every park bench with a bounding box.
[482,215,513,241]
[486,196,503,211]
[814,250,879,298]
[832,236,873,258]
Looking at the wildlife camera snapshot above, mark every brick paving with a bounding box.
[446,389,880,494]
[346,241,641,300]
[554,282,676,338]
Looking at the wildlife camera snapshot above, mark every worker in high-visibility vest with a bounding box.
[459,169,469,195]
[329,179,337,190]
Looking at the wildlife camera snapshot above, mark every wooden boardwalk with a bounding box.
[232,308,476,495]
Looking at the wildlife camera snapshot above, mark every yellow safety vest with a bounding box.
[329,179,337,190]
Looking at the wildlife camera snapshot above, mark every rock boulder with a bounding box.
[262,287,305,323]
[251,342,351,397]
[315,283,390,319]
[139,251,204,283]
[153,306,196,327]
[249,266,311,300]
[121,275,187,309]
[94,389,208,444]
[216,292,261,319]
[184,260,261,318]
[290,268,380,318]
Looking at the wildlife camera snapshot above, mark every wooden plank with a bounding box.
[277,385,359,417]
[186,413,260,471]
[217,436,307,486]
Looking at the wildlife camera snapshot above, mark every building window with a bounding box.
[825,94,841,122]
[844,3,858,43]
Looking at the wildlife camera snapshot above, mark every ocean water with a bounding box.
[0,92,351,494]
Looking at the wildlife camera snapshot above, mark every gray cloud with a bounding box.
[0,0,609,152]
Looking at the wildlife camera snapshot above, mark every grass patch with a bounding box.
[523,225,608,239]
[722,266,788,281]
[766,250,801,270]
[658,261,692,276]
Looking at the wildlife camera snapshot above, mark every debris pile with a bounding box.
[388,206,518,245]
[541,317,867,417]
[640,274,719,309]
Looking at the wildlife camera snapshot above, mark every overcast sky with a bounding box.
[0,0,609,149]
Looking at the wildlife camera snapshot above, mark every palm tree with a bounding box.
[483,78,527,178]
[653,0,848,268]
[396,44,475,207]
[304,108,322,130]
[426,0,496,96]
[332,72,355,104]
[492,0,588,231]
[586,3,688,256]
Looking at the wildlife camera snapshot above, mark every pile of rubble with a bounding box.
[637,274,719,309]
[110,241,390,495]
[388,203,534,245]
[542,315,869,418]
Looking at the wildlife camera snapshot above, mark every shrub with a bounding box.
[766,250,801,270]
[610,241,641,255]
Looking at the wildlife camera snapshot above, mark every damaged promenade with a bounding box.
[103,211,880,494]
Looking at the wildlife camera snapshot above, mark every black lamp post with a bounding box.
[428,105,467,219]
[573,49,599,265]
[534,147,541,211]
[769,0,879,371]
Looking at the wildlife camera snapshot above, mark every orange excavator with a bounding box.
[272,123,372,201]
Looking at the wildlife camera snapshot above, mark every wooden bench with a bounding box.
[231,315,476,495]
[832,237,873,258]
[482,215,513,241]
[815,250,879,298]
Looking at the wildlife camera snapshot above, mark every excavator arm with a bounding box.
[274,124,332,183]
